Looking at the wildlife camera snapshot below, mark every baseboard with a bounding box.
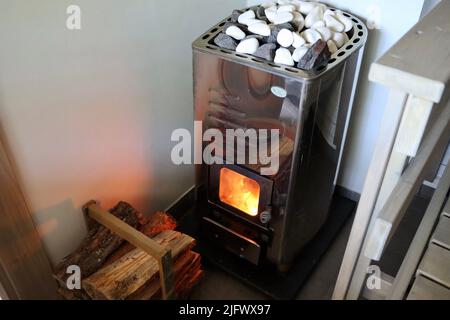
[418,183,436,200]
[335,185,361,203]
[166,186,196,219]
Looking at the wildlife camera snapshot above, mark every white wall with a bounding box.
[247,0,426,194]
[0,0,435,266]
[421,0,441,17]
[0,0,244,265]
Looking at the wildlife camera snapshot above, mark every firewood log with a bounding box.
[82,230,195,300]
[175,255,203,299]
[139,211,177,235]
[127,251,202,300]
[57,286,91,300]
[53,202,140,289]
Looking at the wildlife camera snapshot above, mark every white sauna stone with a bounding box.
[236,38,259,54]
[226,25,246,40]
[277,28,294,47]
[274,48,295,66]
[311,20,326,29]
[324,14,345,32]
[301,28,321,44]
[238,10,256,25]
[324,9,335,17]
[277,0,292,5]
[316,27,333,41]
[261,2,277,9]
[290,0,302,11]
[315,3,328,12]
[297,1,316,15]
[292,11,305,31]
[248,22,271,36]
[278,5,296,13]
[273,11,294,25]
[292,46,309,62]
[292,31,306,48]
[265,6,278,22]
[245,18,265,26]
[332,32,346,48]
[305,6,325,28]
[327,40,338,54]
[335,10,353,32]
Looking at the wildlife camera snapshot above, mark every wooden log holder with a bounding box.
[82,201,175,300]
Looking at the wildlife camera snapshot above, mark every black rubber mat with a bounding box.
[175,194,356,300]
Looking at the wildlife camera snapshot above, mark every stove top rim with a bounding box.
[192,5,368,81]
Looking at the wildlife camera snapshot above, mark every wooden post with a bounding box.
[346,97,450,299]
[332,89,407,299]
[0,132,58,299]
[334,1,450,300]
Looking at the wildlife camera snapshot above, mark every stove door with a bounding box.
[208,164,273,226]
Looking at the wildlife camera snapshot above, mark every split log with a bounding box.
[82,230,195,300]
[57,287,91,300]
[174,253,203,299]
[53,202,140,289]
[127,251,202,300]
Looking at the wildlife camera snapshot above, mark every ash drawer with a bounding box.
[202,217,261,265]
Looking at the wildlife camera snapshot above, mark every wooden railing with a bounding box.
[333,0,450,300]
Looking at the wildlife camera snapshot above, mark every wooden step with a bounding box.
[432,216,450,250]
[417,243,450,288]
[407,275,450,300]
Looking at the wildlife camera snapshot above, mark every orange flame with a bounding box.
[219,168,260,216]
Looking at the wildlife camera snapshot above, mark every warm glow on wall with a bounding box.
[219,168,260,216]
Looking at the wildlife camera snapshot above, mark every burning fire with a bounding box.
[219,168,260,216]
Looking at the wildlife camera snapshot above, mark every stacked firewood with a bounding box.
[53,202,202,300]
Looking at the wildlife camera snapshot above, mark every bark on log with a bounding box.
[82,230,195,300]
[139,211,177,235]
[55,208,177,300]
[57,287,91,300]
[53,202,140,289]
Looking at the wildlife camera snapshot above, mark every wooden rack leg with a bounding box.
[158,251,174,300]
[346,95,435,299]
[332,90,408,299]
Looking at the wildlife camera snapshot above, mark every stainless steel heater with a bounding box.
[192,7,368,270]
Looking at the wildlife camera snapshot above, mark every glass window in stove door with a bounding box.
[219,168,260,217]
